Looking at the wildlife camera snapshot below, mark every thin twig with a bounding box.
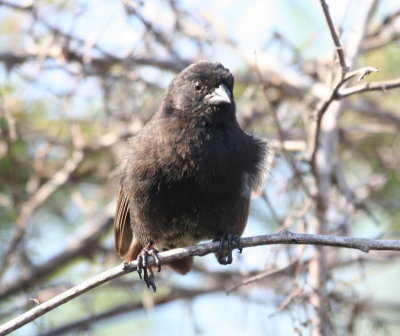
[309,67,379,165]
[319,0,348,75]
[1,230,400,336]
[338,77,400,98]
[227,257,304,293]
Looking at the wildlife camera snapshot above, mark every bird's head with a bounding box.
[162,61,236,124]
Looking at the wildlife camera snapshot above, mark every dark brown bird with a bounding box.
[114,61,267,291]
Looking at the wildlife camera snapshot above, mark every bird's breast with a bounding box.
[167,126,235,175]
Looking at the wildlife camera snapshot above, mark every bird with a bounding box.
[114,61,267,291]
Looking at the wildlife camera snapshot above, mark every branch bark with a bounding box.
[1,231,400,336]
[338,77,400,98]
[310,1,378,334]
[319,0,348,75]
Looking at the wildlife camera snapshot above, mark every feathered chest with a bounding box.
[126,116,261,205]
[157,123,243,184]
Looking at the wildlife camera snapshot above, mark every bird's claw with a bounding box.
[215,234,242,265]
[136,243,161,292]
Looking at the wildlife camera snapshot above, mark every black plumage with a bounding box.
[114,61,267,291]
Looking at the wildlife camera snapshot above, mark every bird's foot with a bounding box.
[214,234,242,265]
[137,242,161,292]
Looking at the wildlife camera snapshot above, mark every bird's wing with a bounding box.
[114,188,133,258]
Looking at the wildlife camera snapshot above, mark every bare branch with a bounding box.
[1,231,400,336]
[309,3,377,333]
[36,286,223,336]
[338,77,400,98]
[227,257,304,293]
[319,0,348,75]
[308,67,378,164]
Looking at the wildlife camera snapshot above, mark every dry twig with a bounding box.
[1,231,400,336]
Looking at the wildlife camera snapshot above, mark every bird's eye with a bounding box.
[194,81,203,92]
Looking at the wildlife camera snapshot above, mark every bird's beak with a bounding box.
[206,84,232,105]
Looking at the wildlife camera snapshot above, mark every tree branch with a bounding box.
[338,77,400,98]
[308,67,379,164]
[319,0,348,75]
[1,231,400,336]
[36,286,223,336]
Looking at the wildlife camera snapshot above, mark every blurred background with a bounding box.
[1,0,400,335]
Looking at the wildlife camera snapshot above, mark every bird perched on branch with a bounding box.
[114,61,267,291]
